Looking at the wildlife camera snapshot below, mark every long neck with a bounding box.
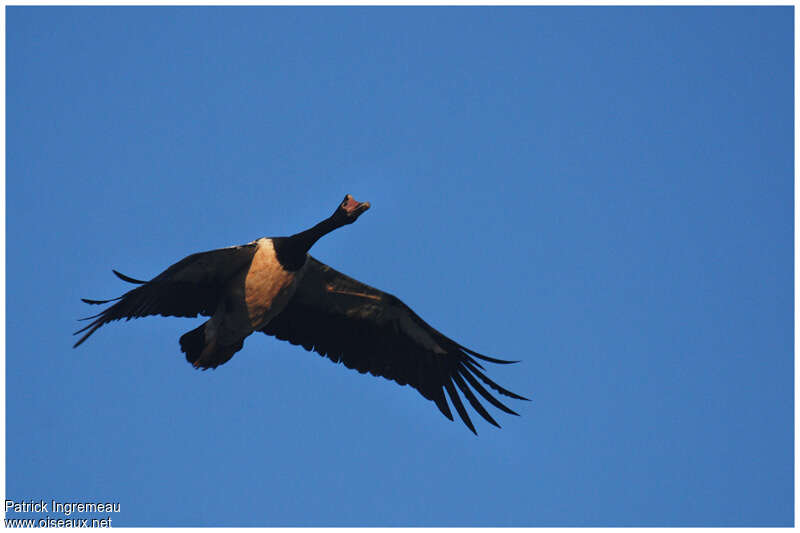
[290,217,339,255]
[274,216,340,271]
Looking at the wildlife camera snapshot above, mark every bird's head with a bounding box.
[332,194,370,225]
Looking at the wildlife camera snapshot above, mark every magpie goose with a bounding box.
[75,195,528,433]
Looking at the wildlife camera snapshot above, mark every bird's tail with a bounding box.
[180,323,243,370]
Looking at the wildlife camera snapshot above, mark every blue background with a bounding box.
[7,6,793,526]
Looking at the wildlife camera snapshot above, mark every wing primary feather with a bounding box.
[72,323,102,348]
[444,379,477,435]
[464,354,486,371]
[459,344,519,364]
[462,359,530,401]
[433,389,454,421]
[81,296,123,305]
[113,270,147,284]
[459,366,519,416]
[452,372,500,428]
[77,310,107,321]
[73,320,96,335]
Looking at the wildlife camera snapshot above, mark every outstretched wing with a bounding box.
[261,256,528,434]
[74,243,258,347]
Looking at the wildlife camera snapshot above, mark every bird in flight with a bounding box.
[75,194,528,433]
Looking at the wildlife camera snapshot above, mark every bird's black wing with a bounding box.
[74,243,258,347]
[261,256,528,434]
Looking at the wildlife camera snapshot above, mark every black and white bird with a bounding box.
[75,194,528,433]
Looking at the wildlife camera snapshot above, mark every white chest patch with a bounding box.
[244,238,302,330]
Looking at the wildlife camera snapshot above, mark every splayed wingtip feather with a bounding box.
[444,379,477,435]
[459,344,519,365]
[113,270,147,284]
[459,366,520,416]
[462,359,530,401]
[452,372,500,428]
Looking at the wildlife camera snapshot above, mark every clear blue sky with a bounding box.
[7,6,793,527]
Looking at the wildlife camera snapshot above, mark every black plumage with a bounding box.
[75,195,528,433]
[74,244,258,347]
